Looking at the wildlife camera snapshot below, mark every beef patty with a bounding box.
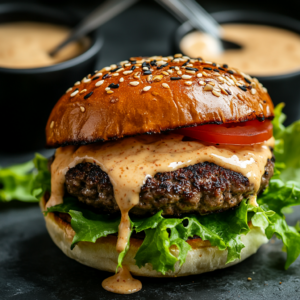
[64,157,274,216]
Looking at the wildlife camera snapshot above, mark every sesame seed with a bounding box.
[186,67,198,71]
[218,67,225,71]
[84,91,93,99]
[95,80,104,87]
[80,89,87,94]
[199,81,205,86]
[102,73,111,79]
[203,67,212,71]
[129,81,140,86]
[143,86,151,92]
[134,72,141,79]
[204,84,214,91]
[237,93,243,100]
[228,70,234,74]
[185,70,195,74]
[171,77,181,80]
[109,83,119,89]
[225,88,232,95]
[175,66,180,71]
[182,75,192,79]
[238,85,247,92]
[174,53,183,58]
[124,63,131,67]
[143,67,149,71]
[80,106,85,112]
[50,121,54,128]
[150,60,157,66]
[181,60,190,66]
[123,70,133,75]
[70,90,79,97]
[153,75,163,82]
[167,69,174,74]
[184,81,192,86]
[220,87,228,95]
[105,87,111,91]
[202,71,208,77]
[112,73,119,77]
[110,67,119,73]
[116,68,124,73]
[120,60,129,65]
[251,88,256,95]
[157,63,168,69]
[106,90,114,94]
[162,71,169,76]
[197,73,202,78]
[82,77,91,83]
[92,76,100,81]
[223,64,228,68]
[218,76,225,83]
[74,81,80,86]
[212,89,221,97]
[247,277,252,281]
[143,70,152,75]
[95,72,103,77]
[66,87,72,93]
[119,77,124,83]
[162,83,170,89]
[213,69,220,73]
[147,75,153,83]
[177,70,182,75]
[244,77,251,84]
[156,61,166,66]
[104,67,111,71]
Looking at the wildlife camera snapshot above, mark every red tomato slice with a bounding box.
[174,120,273,145]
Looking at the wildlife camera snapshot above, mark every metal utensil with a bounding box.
[157,0,241,52]
[49,0,138,57]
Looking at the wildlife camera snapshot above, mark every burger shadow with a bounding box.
[11,232,300,300]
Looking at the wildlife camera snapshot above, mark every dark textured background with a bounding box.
[0,1,300,299]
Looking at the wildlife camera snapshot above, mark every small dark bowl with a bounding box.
[174,10,300,125]
[0,4,103,153]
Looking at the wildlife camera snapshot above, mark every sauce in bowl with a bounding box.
[0,22,89,68]
[180,24,300,76]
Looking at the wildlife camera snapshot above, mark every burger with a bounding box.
[36,54,300,294]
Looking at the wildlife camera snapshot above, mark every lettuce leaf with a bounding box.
[0,160,36,202]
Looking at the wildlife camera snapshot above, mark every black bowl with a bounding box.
[0,4,103,153]
[174,10,300,125]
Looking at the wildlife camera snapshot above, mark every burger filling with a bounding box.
[65,158,274,216]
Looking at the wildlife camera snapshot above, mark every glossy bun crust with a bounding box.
[46,55,274,148]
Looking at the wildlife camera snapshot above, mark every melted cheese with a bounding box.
[47,134,273,253]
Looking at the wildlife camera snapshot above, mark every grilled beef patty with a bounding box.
[64,158,274,216]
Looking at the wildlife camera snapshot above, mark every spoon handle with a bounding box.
[157,0,221,39]
[50,0,138,57]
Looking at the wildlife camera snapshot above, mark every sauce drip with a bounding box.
[47,134,273,254]
[102,266,142,294]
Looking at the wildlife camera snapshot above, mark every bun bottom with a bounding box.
[40,199,268,277]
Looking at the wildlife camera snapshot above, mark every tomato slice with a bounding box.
[174,120,273,145]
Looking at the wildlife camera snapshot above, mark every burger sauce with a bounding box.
[47,134,274,294]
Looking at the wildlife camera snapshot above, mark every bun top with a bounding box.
[46,55,274,148]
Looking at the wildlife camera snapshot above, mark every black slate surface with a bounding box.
[0,1,300,299]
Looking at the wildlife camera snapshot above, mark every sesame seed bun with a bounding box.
[40,196,268,277]
[45,55,274,148]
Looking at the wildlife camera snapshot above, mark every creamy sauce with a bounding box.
[0,22,89,68]
[102,266,142,294]
[180,24,300,76]
[47,134,273,254]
